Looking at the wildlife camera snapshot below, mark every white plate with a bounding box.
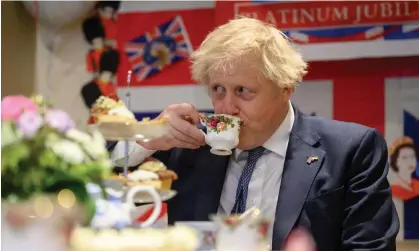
[88,121,170,141]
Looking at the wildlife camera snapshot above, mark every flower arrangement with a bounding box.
[1,95,111,222]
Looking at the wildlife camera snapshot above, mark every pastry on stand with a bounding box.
[138,157,178,190]
[88,96,170,141]
[89,96,137,124]
[70,225,199,251]
[110,157,178,191]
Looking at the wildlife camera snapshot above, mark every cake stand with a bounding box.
[95,70,176,203]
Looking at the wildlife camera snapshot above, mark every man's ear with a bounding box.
[283,87,295,94]
[281,87,294,100]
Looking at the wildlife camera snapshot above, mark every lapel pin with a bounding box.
[307,156,319,164]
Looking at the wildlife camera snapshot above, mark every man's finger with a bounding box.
[170,127,201,147]
[170,116,205,145]
[167,103,201,124]
[173,140,200,149]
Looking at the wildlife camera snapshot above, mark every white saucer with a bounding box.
[88,121,170,141]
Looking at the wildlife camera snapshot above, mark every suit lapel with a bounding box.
[193,146,230,220]
[272,109,325,249]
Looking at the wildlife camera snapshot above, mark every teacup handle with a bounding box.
[199,116,208,139]
[126,186,162,228]
[199,115,208,129]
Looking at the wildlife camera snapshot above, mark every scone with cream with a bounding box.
[90,96,137,124]
[111,158,178,190]
[138,157,178,190]
[126,169,163,188]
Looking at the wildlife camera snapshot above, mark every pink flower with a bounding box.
[45,109,75,133]
[1,95,37,121]
[209,118,218,127]
[17,110,43,138]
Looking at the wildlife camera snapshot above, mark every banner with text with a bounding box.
[216,1,419,61]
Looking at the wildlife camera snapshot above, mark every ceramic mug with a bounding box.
[200,114,243,156]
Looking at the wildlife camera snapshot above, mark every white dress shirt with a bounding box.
[217,102,294,244]
[111,102,295,244]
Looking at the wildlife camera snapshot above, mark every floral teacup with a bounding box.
[200,114,243,156]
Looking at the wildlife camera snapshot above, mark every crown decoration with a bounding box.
[388,136,414,156]
[150,42,172,67]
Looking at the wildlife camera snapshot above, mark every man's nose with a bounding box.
[222,93,240,116]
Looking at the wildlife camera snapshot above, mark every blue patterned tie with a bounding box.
[231,146,265,214]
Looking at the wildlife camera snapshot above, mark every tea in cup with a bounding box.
[200,114,243,156]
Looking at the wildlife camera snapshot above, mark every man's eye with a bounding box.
[213,86,225,93]
[237,87,251,94]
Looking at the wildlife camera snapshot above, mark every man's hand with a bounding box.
[284,229,316,251]
[139,103,206,151]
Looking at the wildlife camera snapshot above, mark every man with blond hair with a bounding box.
[111,17,398,251]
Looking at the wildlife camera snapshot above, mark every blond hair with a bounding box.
[190,17,307,88]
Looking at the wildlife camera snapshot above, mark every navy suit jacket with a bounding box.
[109,107,399,251]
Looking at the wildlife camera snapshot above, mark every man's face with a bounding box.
[208,59,292,150]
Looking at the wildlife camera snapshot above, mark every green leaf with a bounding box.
[1,121,22,147]
[39,149,60,168]
[1,143,30,172]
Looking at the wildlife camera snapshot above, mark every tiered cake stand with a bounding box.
[93,71,176,203]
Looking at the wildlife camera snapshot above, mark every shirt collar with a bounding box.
[234,101,295,159]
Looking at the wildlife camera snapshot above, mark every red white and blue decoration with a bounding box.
[124,16,193,82]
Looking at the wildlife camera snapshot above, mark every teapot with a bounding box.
[86,183,162,229]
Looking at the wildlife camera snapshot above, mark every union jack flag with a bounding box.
[124,16,193,82]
